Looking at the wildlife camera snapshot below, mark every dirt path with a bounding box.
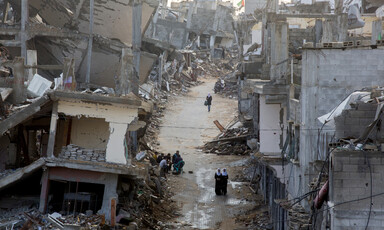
[157,78,258,230]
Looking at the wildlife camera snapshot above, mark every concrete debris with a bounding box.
[135,151,147,161]
[214,72,238,98]
[116,167,178,229]
[0,208,105,229]
[60,144,106,162]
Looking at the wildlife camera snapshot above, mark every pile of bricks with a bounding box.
[60,144,106,162]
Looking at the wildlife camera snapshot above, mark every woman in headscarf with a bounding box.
[215,168,222,195]
[206,93,212,112]
[221,168,228,195]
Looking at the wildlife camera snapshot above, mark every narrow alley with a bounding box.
[157,78,262,229]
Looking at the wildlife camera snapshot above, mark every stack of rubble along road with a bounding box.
[200,120,253,155]
[117,162,179,229]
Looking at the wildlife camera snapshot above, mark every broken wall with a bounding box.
[300,47,384,167]
[243,22,262,55]
[145,18,187,49]
[259,95,286,155]
[190,5,233,36]
[34,37,122,87]
[14,0,157,46]
[269,21,288,81]
[289,28,314,54]
[215,5,234,35]
[330,151,384,229]
[140,52,158,84]
[70,117,109,150]
[334,101,383,140]
[57,100,138,165]
[285,47,384,211]
[245,0,267,15]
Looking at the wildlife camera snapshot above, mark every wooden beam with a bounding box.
[213,120,225,132]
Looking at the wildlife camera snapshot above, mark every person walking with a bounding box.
[221,168,229,195]
[215,168,222,195]
[206,93,212,112]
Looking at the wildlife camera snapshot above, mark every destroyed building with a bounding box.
[0,0,227,227]
[237,0,384,229]
[0,0,162,227]
[144,0,235,56]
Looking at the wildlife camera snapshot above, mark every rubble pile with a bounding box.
[117,165,178,229]
[192,52,239,98]
[201,127,251,155]
[213,72,238,98]
[228,158,271,229]
[140,99,167,150]
[235,207,270,229]
[60,144,106,162]
[278,202,311,229]
[0,208,106,229]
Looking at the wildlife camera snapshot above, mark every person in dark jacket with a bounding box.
[215,168,222,195]
[206,93,212,112]
[172,150,179,169]
[156,153,164,164]
[221,168,229,195]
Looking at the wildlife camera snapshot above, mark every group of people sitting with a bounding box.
[157,150,185,178]
[214,168,229,195]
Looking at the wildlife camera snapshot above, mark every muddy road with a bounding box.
[157,78,264,230]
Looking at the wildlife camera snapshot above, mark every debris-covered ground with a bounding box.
[152,76,270,229]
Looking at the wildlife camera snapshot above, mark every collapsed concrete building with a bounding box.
[0,0,228,226]
[1,0,159,93]
[237,0,384,229]
[144,0,235,56]
[0,91,149,220]
[0,0,159,225]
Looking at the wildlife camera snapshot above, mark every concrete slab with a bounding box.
[0,158,45,191]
